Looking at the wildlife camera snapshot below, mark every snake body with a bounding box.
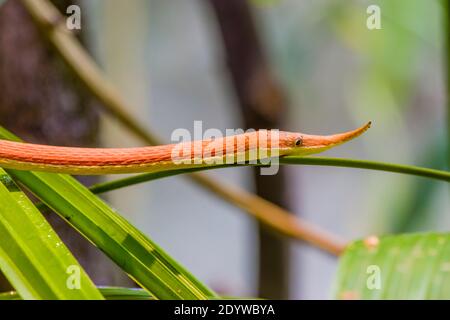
[0,122,370,175]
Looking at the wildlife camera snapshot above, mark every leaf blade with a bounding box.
[0,170,102,299]
[334,232,450,299]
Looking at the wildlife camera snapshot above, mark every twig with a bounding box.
[87,156,449,196]
[20,0,346,256]
[281,157,450,182]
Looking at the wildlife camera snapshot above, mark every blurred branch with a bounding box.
[206,0,290,298]
[19,0,345,256]
[20,0,160,145]
[37,155,449,249]
[36,166,346,255]
[33,176,345,258]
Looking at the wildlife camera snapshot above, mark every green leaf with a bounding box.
[0,126,217,300]
[0,287,153,300]
[333,232,450,299]
[0,169,102,299]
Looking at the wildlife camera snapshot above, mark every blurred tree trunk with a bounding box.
[207,0,291,299]
[0,0,130,290]
[446,0,450,170]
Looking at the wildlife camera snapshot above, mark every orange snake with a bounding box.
[0,122,370,175]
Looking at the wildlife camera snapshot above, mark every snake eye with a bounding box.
[295,138,302,146]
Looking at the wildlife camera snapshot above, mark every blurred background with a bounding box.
[0,0,448,299]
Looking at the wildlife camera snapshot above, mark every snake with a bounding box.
[0,122,371,175]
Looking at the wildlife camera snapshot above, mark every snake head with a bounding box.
[279,121,371,156]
